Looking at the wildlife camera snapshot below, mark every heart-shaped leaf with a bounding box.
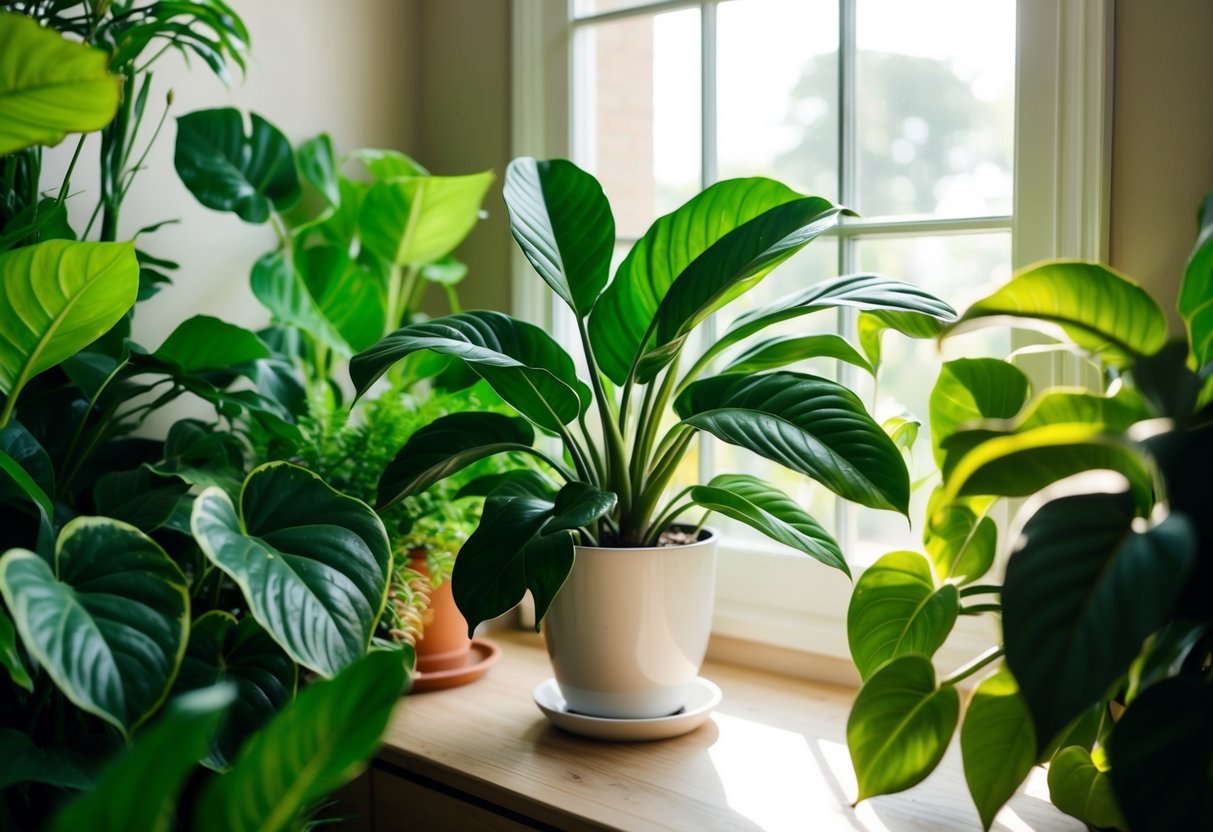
[923,497,997,585]
[690,474,846,574]
[194,649,409,832]
[848,655,959,801]
[676,372,909,514]
[173,611,297,771]
[503,157,614,317]
[1003,478,1196,749]
[191,462,391,677]
[721,334,873,376]
[359,170,494,267]
[960,670,1037,831]
[847,550,958,679]
[250,252,351,354]
[174,108,300,224]
[153,315,270,373]
[0,517,189,735]
[929,358,1031,467]
[0,11,120,153]
[1047,747,1127,830]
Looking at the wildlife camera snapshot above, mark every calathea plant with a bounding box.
[350,157,958,633]
[844,198,1213,830]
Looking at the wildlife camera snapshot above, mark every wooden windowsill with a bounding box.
[373,630,1082,831]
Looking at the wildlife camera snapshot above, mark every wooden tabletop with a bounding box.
[377,630,1083,832]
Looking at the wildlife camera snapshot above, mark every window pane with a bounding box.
[574,0,659,18]
[574,9,702,238]
[855,0,1015,218]
[852,231,1012,557]
[717,0,839,199]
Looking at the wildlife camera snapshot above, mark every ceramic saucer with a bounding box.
[532,677,722,741]
[410,638,500,693]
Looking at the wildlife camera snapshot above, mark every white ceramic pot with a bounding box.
[542,529,718,719]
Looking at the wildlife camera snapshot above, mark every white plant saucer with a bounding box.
[532,677,722,742]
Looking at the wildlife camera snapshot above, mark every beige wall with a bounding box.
[1109,0,1213,329]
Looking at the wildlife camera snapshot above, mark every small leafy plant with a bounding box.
[351,157,958,634]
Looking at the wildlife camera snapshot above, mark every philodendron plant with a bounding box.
[845,196,1213,830]
[350,157,957,634]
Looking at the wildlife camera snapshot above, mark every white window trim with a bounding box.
[509,0,1114,667]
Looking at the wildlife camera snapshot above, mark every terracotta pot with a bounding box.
[411,555,473,674]
[543,529,718,719]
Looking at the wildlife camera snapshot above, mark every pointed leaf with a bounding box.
[722,334,873,376]
[929,358,1031,467]
[0,446,52,522]
[296,244,387,351]
[94,465,191,532]
[359,170,494,267]
[923,497,997,584]
[961,670,1037,831]
[352,148,428,180]
[0,607,31,692]
[1047,747,1127,831]
[190,462,391,677]
[0,729,95,790]
[153,315,270,372]
[296,133,340,207]
[1180,194,1213,366]
[250,252,350,355]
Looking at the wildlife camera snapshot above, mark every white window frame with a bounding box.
[510,0,1114,665]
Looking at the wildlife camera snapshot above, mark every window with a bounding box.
[512,0,1112,661]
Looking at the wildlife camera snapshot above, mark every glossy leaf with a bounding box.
[351,311,588,431]
[0,517,189,735]
[191,462,391,677]
[676,372,909,514]
[296,244,387,351]
[454,469,559,500]
[175,108,300,223]
[948,261,1166,367]
[0,446,52,522]
[359,170,494,266]
[1047,747,1127,831]
[250,252,350,354]
[923,498,997,585]
[961,670,1036,831]
[0,11,120,153]
[847,551,958,680]
[690,474,846,574]
[173,612,297,771]
[1003,479,1196,749]
[0,240,138,408]
[377,412,537,509]
[848,655,959,801]
[929,358,1031,467]
[503,157,614,316]
[857,308,949,368]
[93,465,190,532]
[152,418,244,495]
[47,686,235,832]
[721,334,873,376]
[153,315,270,372]
[1181,194,1213,367]
[0,607,31,691]
[296,133,340,206]
[195,649,409,832]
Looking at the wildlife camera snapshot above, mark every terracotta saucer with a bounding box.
[409,637,500,693]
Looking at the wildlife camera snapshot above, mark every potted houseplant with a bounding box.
[843,197,1213,829]
[350,157,958,720]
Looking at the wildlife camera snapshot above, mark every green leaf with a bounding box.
[351,311,588,431]
[1002,479,1196,750]
[174,108,300,223]
[94,465,191,532]
[359,170,494,266]
[195,649,408,832]
[296,245,387,351]
[1180,193,1213,367]
[0,240,138,412]
[1108,675,1213,831]
[376,412,537,509]
[153,315,270,372]
[0,11,120,153]
[1047,747,1127,830]
[960,670,1036,831]
[0,420,53,499]
[296,133,340,206]
[250,252,350,354]
[0,446,53,522]
[0,517,189,735]
[48,685,236,832]
[420,254,468,287]
[190,462,391,677]
[454,469,559,500]
[847,655,959,801]
[0,729,96,790]
[152,418,244,495]
[721,334,874,376]
[923,498,997,585]
[676,372,909,514]
[352,148,428,180]
[948,261,1167,367]
[173,611,297,771]
[689,474,846,574]
[857,308,950,368]
[847,551,958,680]
[503,157,614,317]
[929,358,1031,467]
[0,607,31,692]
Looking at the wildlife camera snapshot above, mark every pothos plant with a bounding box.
[844,199,1213,830]
[349,157,958,635]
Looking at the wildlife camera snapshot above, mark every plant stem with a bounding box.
[631,428,695,534]
[631,356,681,500]
[959,583,1002,598]
[575,318,628,509]
[960,603,1002,616]
[54,134,87,205]
[942,646,1004,686]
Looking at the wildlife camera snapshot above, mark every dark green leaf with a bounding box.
[153,315,270,372]
[296,133,340,206]
[250,252,350,354]
[0,728,95,790]
[94,465,190,532]
[961,670,1036,831]
[0,446,53,522]
[721,334,873,376]
[454,469,558,500]
[1047,747,1127,831]
[152,418,243,495]
[0,607,31,691]
[1180,192,1213,367]
[295,245,387,351]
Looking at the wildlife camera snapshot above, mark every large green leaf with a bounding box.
[153,315,270,373]
[929,358,1031,467]
[453,481,615,634]
[250,252,350,354]
[359,170,494,266]
[47,685,235,832]
[960,670,1036,831]
[503,157,614,317]
[173,611,297,771]
[0,11,120,153]
[721,333,873,376]
[1003,480,1196,750]
[1047,747,1127,831]
[847,550,958,680]
[857,308,951,368]
[0,517,189,735]
[152,418,244,496]
[847,655,959,801]
[690,474,845,573]
[351,311,588,431]
[923,497,997,585]
[190,462,391,677]
[174,108,300,223]
[376,412,537,509]
[948,261,1167,367]
[589,178,807,385]
[195,649,409,832]
[0,240,138,413]
[676,372,909,514]
[1181,194,1213,367]
[0,729,96,791]
[94,465,190,532]
[296,244,387,351]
